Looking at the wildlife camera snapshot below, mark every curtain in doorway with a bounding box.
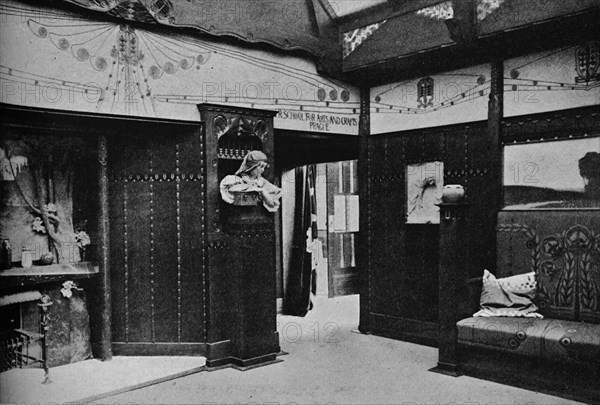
[283,165,317,316]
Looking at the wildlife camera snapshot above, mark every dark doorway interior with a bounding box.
[274,130,359,312]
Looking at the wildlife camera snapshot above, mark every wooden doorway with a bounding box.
[108,123,206,356]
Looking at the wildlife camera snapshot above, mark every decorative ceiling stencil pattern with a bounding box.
[371,44,600,118]
[369,64,491,133]
[372,72,489,115]
[415,1,454,20]
[152,31,356,114]
[575,42,599,84]
[0,1,357,122]
[24,14,211,115]
[477,0,506,21]
[505,45,600,93]
[342,21,386,59]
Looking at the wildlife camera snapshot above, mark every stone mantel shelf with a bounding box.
[0,262,98,290]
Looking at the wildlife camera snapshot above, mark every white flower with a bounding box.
[75,231,91,248]
[60,280,82,299]
[32,217,47,234]
[44,203,57,214]
[60,288,73,298]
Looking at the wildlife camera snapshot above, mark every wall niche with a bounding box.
[1,133,97,267]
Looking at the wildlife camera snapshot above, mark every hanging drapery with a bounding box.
[283,164,317,316]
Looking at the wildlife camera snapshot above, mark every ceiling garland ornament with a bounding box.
[415,1,454,20]
[342,21,387,59]
[476,0,506,21]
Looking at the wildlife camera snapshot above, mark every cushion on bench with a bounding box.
[473,270,542,318]
[457,317,600,365]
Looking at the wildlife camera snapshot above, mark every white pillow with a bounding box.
[473,270,543,318]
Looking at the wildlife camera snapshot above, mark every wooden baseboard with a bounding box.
[230,353,281,370]
[112,342,206,356]
[112,340,281,372]
[429,362,461,377]
[205,352,281,371]
[205,340,231,360]
[364,314,439,347]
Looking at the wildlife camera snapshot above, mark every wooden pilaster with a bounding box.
[487,59,504,272]
[358,86,371,334]
[488,60,504,205]
[431,203,468,376]
[97,135,112,361]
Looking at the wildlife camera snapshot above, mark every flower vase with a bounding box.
[21,250,34,268]
[442,184,465,203]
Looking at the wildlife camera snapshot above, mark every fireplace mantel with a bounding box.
[0,262,98,290]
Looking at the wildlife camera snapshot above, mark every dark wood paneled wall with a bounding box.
[1,104,281,366]
[502,106,600,145]
[109,129,206,348]
[360,121,497,345]
[361,105,600,347]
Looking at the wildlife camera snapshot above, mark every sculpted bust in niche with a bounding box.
[219,150,282,212]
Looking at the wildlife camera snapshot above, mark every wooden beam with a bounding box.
[444,0,477,47]
[335,7,599,88]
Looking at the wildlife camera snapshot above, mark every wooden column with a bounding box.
[358,86,371,334]
[431,203,468,376]
[97,135,112,361]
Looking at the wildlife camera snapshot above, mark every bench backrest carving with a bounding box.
[497,210,600,323]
